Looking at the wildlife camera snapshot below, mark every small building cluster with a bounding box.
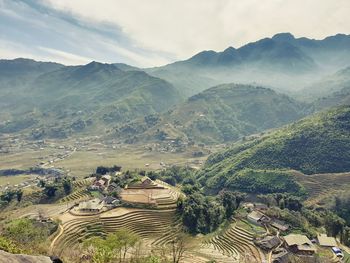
[246,202,345,262]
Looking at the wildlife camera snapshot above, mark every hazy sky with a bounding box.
[0,0,349,67]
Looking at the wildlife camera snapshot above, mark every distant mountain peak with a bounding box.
[223,46,236,52]
[272,33,295,42]
[81,61,120,72]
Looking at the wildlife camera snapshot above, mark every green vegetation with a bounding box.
[0,236,23,254]
[177,191,244,234]
[226,169,305,194]
[0,218,56,253]
[116,84,307,144]
[0,61,181,139]
[83,229,140,263]
[198,106,350,191]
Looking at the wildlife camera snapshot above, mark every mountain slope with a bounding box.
[0,61,182,138]
[0,58,64,116]
[114,83,307,144]
[299,66,350,106]
[147,33,350,96]
[198,106,350,192]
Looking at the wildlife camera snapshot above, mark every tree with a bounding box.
[38,179,46,188]
[180,193,225,234]
[114,229,140,263]
[16,190,23,202]
[170,235,187,263]
[325,212,345,237]
[62,178,72,195]
[3,218,49,245]
[44,184,58,198]
[341,226,350,246]
[96,166,109,175]
[219,190,245,219]
[83,229,140,263]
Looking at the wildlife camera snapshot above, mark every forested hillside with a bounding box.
[114,83,308,144]
[198,106,350,192]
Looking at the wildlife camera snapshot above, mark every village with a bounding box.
[244,203,346,262]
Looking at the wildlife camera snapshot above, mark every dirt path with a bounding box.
[50,224,64,253]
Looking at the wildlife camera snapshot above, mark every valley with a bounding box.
[1,31,350,263]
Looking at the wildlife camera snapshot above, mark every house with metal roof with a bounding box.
[283,234,316,254]
[247,210,271,226]
[317,234,337,247]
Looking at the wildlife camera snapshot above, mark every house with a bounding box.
[255,235,281,250]
[247,210,271,226]
[254,203,268,211]
[94,179,106,190]
[317,234,337,247]
[103,196,119,207]
[78,198,104,213]
[271,219,290,232]
[272,248,289,263]
[126,176,163,189]
[101,174,111,184]
[107,182,121,193]
[140,177,153,187]
[284,234,316,254]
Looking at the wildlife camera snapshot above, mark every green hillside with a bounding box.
[0,61,182,138]
[198,106,350,192]
[114,83,307,144]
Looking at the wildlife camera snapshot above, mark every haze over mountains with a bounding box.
[148,33,350,96]
[0,33,350,143]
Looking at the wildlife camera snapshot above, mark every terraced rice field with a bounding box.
[52,207,182,255]
[120,186,180,209]
[59,189,92,203]
[202,220,263,263]
[292,170,350,205]
[72,178,94,187]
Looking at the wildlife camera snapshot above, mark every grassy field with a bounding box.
[58,146,208,178]
[0,148,59,170]
[0,141,209,180]
[0,174,36,187]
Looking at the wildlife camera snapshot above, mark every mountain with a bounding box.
[0,58,63,86]
[147,33,350,96]
[297,66,350,106]
[114,83,307,144]
[0,58,64,115]
[197,106,350,192]
[0,60,182,138]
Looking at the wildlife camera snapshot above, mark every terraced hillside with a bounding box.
[59,178,94,203]
[101,208,182,245]
[59,189,92,204]
[292,170,350,206]
[51,207,182,255]
[201,220,263,263]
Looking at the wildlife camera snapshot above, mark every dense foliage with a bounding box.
[115,84,307,144]
[0,218,56,253]
[199,106,350,191]
[177,191,244,234]
[226,169,305,195]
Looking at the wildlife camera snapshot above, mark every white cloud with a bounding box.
[37,47,93,65]
[1,0,349,66]
[45,0,350,62]
[0,40,92,65]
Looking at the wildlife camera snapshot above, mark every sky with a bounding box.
[0,0,349,67]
